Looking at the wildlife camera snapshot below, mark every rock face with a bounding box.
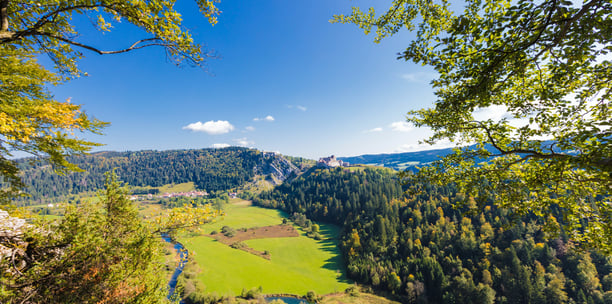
[0,209,27,261]
[0,210,26,235]
[257,152,300,185]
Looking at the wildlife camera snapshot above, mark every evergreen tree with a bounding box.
[1,173,167,303]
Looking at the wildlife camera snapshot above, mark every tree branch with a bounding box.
[0,2,148,44]
[472,121,612,172]
[34,32,166,55]
[1,3,125,43]
[529,0,601,61]
[466,0,601,99]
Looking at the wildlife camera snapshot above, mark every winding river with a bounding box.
[161,234,188,300]
[265,296,309,304]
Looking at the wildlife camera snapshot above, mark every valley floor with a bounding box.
[178,200,352,296]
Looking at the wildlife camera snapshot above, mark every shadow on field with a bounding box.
[316,224,352,284]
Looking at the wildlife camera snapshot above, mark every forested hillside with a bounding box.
[15,148,307,205]
[338,148,456,171]
[254,167,612,303]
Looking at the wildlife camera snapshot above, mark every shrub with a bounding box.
[240,287,262,299]
[305,290,321,303]
[345,286,359,297]
[230,242,247,249]
[221,226,236,237]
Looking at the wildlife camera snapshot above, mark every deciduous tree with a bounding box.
[334,0,611,253]
[0,0,219,75]
[0,1,222,301]
[0,0,220,203]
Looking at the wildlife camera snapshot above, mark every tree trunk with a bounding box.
[0,0,9,32]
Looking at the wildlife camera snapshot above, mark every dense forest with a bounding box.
[14,147,304,205]
[254,167,612,304]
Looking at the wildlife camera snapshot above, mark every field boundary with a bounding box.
[209,224,299,259]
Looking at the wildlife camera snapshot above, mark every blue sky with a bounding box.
[48,1,447,159]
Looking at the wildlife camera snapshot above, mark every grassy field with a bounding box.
[137,202,165,217]
[199,201,285,232]
[178,202,352,296]
[345,165,394,173]
[158,182,196,193]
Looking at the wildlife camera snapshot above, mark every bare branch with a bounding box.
[34,32,167,55]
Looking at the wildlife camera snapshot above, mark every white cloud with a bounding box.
[253,115,275,122]
[365,127,383,133]
[473,105,509,121]
[472,106,537,135]
[212,143,230,149]
[182,120,235,135]
[390,121,413,132]
[245,126,255,131]
[234,137,254,147]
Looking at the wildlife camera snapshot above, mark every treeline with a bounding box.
[157,196,224,209]
[254,167,612,303]
[15,147,280,205]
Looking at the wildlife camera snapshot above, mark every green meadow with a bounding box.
[178,202,352,296]
[202,201,284,231]
[158,182,197,194]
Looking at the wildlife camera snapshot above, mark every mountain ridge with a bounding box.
[13,147,310,205]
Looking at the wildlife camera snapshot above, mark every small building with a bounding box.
[317,155,349,168]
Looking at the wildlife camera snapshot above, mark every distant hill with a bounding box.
[13,147,310,205]
[340,141,562,171]
[338,147,457,170]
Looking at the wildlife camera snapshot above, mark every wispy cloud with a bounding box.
[234,137,254,147]
[253,115,275,122]
[389,121,413,132]
[182,120,234,135]
[401,72,438,83]
[245,126,255,131]
[364,127,383,133]
[212,143,230,149]
[287,105,307,111]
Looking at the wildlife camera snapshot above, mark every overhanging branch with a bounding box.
[0,3,128,44]
[473,121,612,172]
[34,32,167,55]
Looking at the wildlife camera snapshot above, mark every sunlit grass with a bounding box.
[178,202,351,296]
